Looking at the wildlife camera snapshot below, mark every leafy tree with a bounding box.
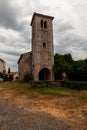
[64,53,73,64]
[73,60,87,81]
[7,67,13,81]
[54,53,87,81]
[8,67,11,73]
[53,53,74,80]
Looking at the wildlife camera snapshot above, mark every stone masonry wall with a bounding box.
[18,52,32,80]
[31,13,54,81]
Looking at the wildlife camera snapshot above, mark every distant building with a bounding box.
[0,58,6,73]
[7,72,18,81]
[18,12,54,81]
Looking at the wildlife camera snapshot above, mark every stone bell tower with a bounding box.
[30,12,54,81]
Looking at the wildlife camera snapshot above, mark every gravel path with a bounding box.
[0,99,86,130]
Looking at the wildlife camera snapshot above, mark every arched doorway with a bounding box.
[39,68,50,80]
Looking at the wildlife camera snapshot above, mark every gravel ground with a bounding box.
[0,99,87,130]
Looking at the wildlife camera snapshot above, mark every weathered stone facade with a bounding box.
[18,52,32,80]
[31,13,54,81]
[0,58,6,73]
[18,12,54,81]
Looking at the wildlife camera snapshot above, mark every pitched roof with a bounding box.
[0,58,5,63]
[7,72,18,76]
[17,51,32,64]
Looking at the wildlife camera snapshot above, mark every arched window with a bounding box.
[41,20,43,28]
[44,21,47,28]
[43,43,46,48]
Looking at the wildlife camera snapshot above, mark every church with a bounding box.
[18,12,54,81]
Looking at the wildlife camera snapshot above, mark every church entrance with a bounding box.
[39,68,50,80]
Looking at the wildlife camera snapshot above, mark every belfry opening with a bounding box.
[39,68,50,80]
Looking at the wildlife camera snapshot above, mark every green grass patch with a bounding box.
[0,81,87,99]
[29,86,79,98]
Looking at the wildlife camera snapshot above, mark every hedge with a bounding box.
[62,80,87,90]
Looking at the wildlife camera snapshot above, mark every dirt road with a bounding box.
[0,99,71,130]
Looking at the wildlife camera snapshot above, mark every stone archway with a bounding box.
[39,68,50,80]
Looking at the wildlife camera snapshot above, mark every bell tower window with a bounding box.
[41,20,47,28]
[41,20,43,28]
[44,21,47,28]
[43,43,46,48]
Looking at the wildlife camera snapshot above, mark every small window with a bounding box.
[41,20,43,28]
[43,43,46,48]
[44,21,47,28]
[30,52,32,56]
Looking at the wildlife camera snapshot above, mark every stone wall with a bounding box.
[30,81,62,87]
[18,52,32,80]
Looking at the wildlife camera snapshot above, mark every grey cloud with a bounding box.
[54,30,87,60]
[0,35,7,43]
[57,23,74,33]
[54,19,74,34]
[79,42,87,51]
[0,0,17,29]
[10,64,18,71]
[0,0,27,32]
[54,19,86,50]
[0,49,21,56]
[20,29,31,43]
[5,56,18,71]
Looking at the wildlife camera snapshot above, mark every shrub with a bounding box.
[3,75,13,81]
[0,73,13,81]
[22,73,32,82]
[63,80,87,90]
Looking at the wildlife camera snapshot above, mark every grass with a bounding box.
[0,81,86,99]
[0,81,76,96]
[0,81,87,108]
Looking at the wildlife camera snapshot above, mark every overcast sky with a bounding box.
[0,0,87,71]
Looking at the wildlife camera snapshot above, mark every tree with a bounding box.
[54,53,87,81]
[64,53,73,64]
[53,53,74,80]
[7,67,13,81]
[8,67,11,73]
[73,60,87,81]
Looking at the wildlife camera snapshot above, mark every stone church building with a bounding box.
[18,12,54,81]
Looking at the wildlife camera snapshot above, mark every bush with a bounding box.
[22,73,32,82]
[3,75,13,81]
[0,73,13,82]
[63,80,87,90]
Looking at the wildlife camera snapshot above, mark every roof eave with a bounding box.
[30,12,54,26]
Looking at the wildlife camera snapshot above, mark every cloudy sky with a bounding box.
[0,0,87,71]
